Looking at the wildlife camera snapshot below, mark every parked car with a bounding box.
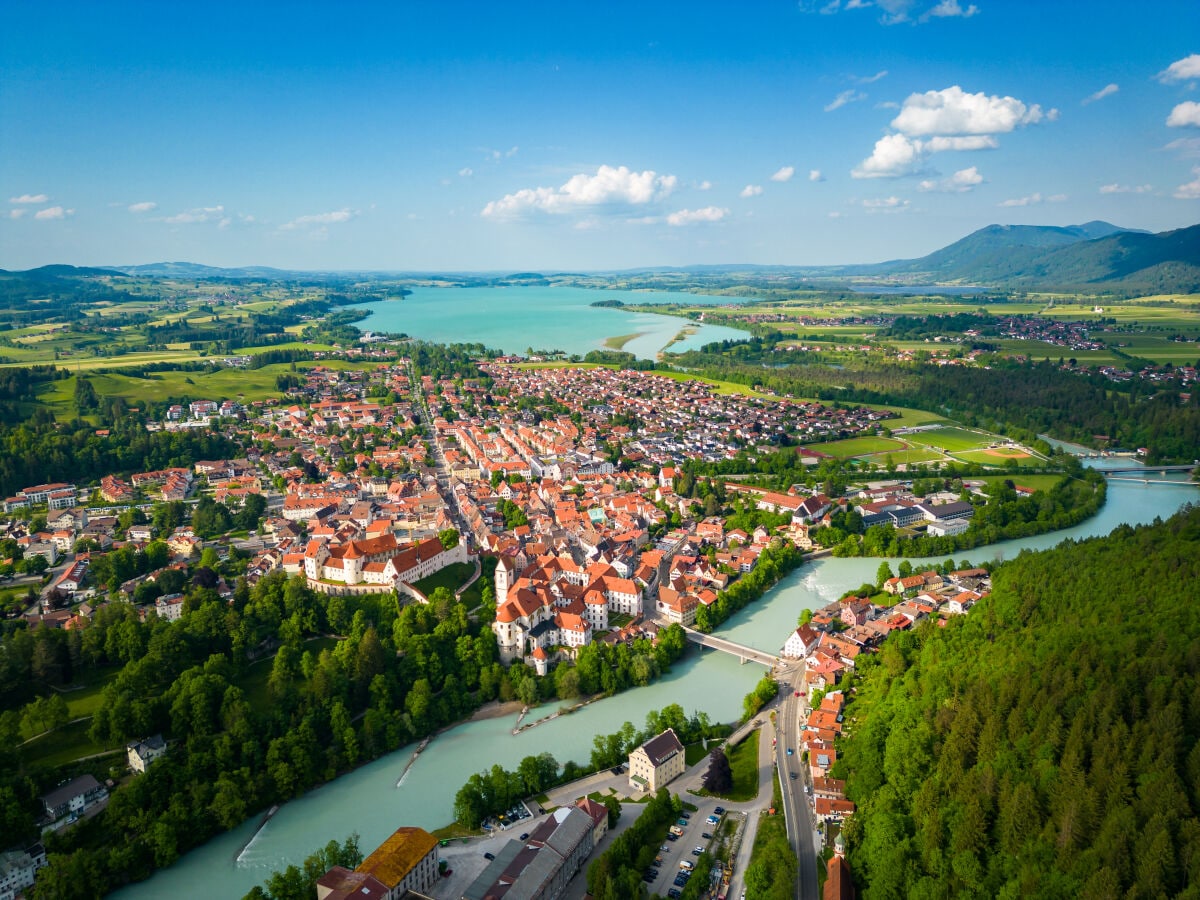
[680,811,690,819]
[786,748,794,755]
[714,806,725,815]
[701,832,713,840]
[483,852,495,860]
[668,890,682,898]
[692,847,704,856]
[519,832,529,840]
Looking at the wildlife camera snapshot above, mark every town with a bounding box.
[0,348,1022,900]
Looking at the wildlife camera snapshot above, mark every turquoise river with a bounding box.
[114,462,1198,899]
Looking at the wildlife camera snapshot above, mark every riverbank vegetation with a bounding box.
[836,505,1200,897]
[694,542,804,632]
[243,834,362,900]
[454,704,725,830]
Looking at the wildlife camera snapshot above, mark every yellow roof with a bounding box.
[357,827,437,887]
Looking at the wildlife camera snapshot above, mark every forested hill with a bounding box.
[861,221,1200,293]
[837,505,1200,899]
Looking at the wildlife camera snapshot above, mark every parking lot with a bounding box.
[645,799,730,898]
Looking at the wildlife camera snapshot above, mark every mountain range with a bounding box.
[3,221,1199,293]
[853,221,1200,293]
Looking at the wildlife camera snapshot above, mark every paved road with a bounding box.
[682,627,780,668]
[774,664,821,900]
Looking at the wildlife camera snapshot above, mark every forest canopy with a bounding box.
[836,504,1200,899]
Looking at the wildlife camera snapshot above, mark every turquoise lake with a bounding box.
[352,286,748,358]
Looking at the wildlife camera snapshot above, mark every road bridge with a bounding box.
[682,627,780,667]
[1094,464,1195,474]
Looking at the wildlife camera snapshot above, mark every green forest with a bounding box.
[835,505,1200,898]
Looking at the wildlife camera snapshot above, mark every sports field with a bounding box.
[806,435,907,458]
[953,448,1044,467]
[906,426,993,452]
[857,447,945,466]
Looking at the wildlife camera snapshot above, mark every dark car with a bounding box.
[691,848,704,856]
[668,891,682,899]
[483,852,495,860]
[519,832,529,840]
[790,772,798,780]
[701,832,713,840]
[674,875,689,887]
[680,811,690,819]
[714,806,725,815]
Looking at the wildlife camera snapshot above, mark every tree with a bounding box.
[702,747,733,794]
[438,528,460,551]
[875,560,894,589]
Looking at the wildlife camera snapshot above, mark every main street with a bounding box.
[774,661,821,900]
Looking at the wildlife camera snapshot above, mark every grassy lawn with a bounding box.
[905,426,992,452]
[57,668,121,720]
[19,719,119,769]
[856,447,945,466]
[972,474,1065,492]
[805,436,906,459]
[607,613,634,629]
[685,742,712,767]
[413,561,477,599]
[697,730,760,803]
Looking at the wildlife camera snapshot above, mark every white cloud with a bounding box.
[34,206,72,220]
[853,133,924,178]
[1174,167,1200,200]
[921,0,979,20]
[128,201,157,213]
[825,89,866,112]
[667,206,730,226]
[697,180,713,191]
[9,193,48,204]
[1048,194,1067,202]
[770,166,795,182]
[892,85,1046,136]
[280,209,355,230]
[164,205,226,224]
[923,134,998,151]
[1082,83,1119,105]
[1165,137,1200,158]
[458,167,473,177]
[917,166,984,192]
[740,184,763,198]
[855,70,889,84]
[8,209,27,219]
[1099,183,1152,194]
[861,196,909,208]
[809,169,825,182]
[481,165,678,218]
[999,192,1041,207]
[1167,101,1200,128]
[1158,54,1200,84]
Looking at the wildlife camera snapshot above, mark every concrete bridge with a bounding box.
[682,627,780,667]
[1093,464,1195,475]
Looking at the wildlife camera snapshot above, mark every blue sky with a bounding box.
[2,0,1199,271]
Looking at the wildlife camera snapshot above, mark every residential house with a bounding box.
[628,728,685,793]
[127,735,167,774]
[352,826,439,899]
[40,775,107,822]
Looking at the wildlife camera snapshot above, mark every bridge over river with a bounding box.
[682,626,781,667]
